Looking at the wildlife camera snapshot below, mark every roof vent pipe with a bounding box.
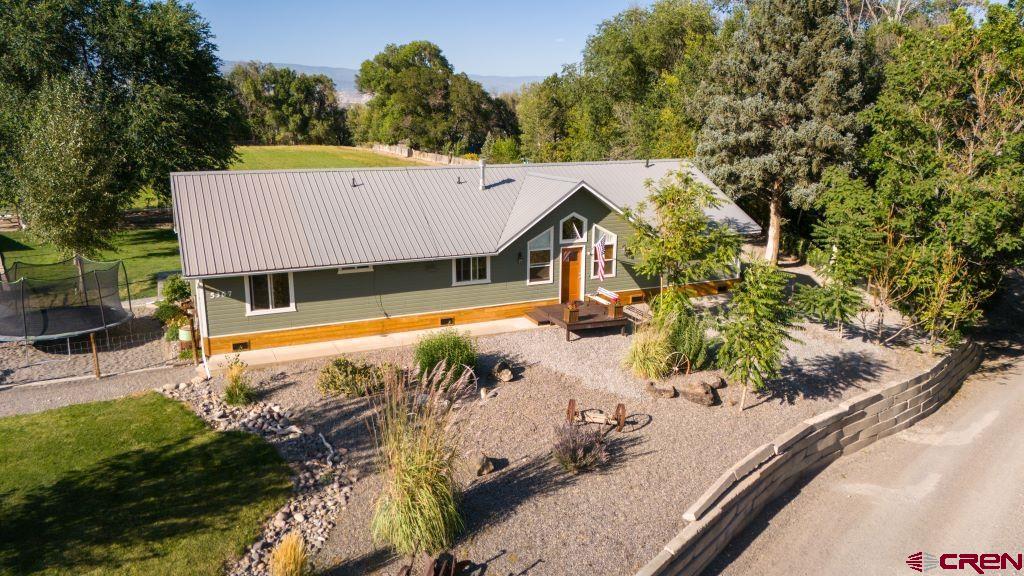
[479,158,486,190]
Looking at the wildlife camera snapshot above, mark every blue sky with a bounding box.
[188,0,642,77]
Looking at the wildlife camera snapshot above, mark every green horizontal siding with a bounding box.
[203,189,659,337]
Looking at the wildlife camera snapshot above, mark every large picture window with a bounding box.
[246,272,294,315]
[526,228,554,285]
[452,256,490,286]
[590,225,617,279]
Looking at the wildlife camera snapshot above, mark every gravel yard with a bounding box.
[232,320,933,576]
[0,307,178,388]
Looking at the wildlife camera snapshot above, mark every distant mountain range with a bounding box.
[219,60,543,105]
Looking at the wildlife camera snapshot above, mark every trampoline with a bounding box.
[0,256,134,342]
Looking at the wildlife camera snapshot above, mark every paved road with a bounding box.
[709,332,1024,575]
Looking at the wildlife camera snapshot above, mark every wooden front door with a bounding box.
[560,247,582,303]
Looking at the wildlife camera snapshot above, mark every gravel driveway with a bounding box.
[233,321,933,576]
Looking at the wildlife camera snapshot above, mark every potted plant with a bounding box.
[563,301,580,323]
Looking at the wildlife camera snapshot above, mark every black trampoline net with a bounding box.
[0,257,133,341]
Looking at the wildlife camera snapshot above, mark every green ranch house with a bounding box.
[170,159,759,355]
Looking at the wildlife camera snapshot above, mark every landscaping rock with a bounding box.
[160,378,353,576]
[491,359,515,382]
[476,454,496,476]
[692,371,727,390]
[676,379,716,406]
[645,382,677,399]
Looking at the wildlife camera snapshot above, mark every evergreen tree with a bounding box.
[696,0,866,265]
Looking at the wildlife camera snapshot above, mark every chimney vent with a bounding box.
[479,158,486,190]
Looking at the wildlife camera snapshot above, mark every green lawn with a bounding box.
[0,393,292,576]
[0,227,181,299]
[0,145,417,297]
[232,144,422,170]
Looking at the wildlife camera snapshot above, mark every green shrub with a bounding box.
[223,356,255,406]
[552,423,608,474]
[317,357,398,397]
[154,300,184,325]
[178,346,193,361]
[162,274,191,304]
[664,310,711,374]
[163,318,183,341]
[622,323,672,380]
[625,293,711,378]
[370,364,470,556]
[413,330,477,384]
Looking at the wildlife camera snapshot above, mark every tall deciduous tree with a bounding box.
[696,0,866,265]
[517,0,719,162]
[815,6,1024,343]
[0,0,240,201]
[354,41,515,154]
[228,62,348,145]
[14,75,128,257]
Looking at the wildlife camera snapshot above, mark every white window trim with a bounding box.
[559,212,588,244]
[244,272,296,316]
[337,264,373,274]
[451,256,491,286]
[590,224,618,280]
[526,227,554,286]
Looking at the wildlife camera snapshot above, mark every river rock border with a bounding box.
[635,340,984,576]
[160,378,356,576]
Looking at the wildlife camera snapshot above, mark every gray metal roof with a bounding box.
[171,159,761,278]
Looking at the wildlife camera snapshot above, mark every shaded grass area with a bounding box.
[0,393,292,576]
[0,227,181,299]
[231,145,422,170]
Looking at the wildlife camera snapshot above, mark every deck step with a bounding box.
[524,309,552,325]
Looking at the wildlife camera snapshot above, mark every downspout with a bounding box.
[197,279,211,378]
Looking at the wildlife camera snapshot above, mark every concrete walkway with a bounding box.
[205,317,539,371]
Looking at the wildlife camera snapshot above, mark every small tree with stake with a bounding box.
[624,169,741,288]
[718,262,797,411]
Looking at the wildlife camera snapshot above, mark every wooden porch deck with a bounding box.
[525,301,629,341]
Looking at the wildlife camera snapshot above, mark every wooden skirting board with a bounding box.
[205,298,559,355]
[203,278,736,355]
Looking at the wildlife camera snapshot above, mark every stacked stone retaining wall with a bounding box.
[636,340,984,576]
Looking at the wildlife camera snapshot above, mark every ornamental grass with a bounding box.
[369,363,471,557]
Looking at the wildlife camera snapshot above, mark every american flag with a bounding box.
[594,233,606,281]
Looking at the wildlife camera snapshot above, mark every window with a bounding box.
[452,256,490,286]
[337,264,373,274]
[526,228,554,285]
[560,213,587,244]
[245,272,294,315]
[590,225,617,279]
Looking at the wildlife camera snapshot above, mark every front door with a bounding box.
[560,247,582,303]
